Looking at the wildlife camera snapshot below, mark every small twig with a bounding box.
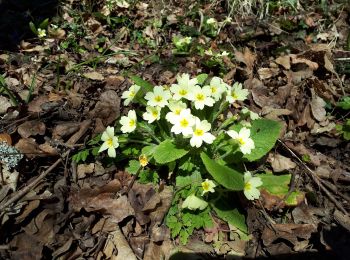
[278,140,348,215]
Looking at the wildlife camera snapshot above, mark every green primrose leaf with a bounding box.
[337,96,350,110]
[29,21,38,34]
[129,75,153,93]
[39,18,49,29]
[257,173,304,206]
[125,160,140,174]
[244,119,281,161]
[196,73,208,84]
[153,139,189,164]
[212,196,247,233]
[200,152,244,190]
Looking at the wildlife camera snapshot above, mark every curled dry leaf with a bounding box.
[0,133,12,145]
[258,67,280,80]
[310,89,327,122]
[275,55,291,70]
[83,71,104,81]
[269,153,297,172]
[17,120,46,138]
[15,138,47,158]
[89,90,121,125]
[0,96,12,114]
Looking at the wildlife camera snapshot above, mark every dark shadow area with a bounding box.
[0,0,59,51]
[169,250,342,260]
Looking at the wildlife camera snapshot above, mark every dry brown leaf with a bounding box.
[310,89,326,122]
[27,96,50,113]
[104,227,137,260]
[291,55,319,70]
[262,223,317,249]
[77,163,95,179]
[0,164,19,191]
[83,71,105,81]
[0,133,12,145]
[275,55,291,70]
[17,120,46,138]
[15,138,46,158]
[0,96,12,114]
[52,122,81,140]
[258,67,280,80]
[283,69,314,84]
[261,107,292,120]
[16,200,40,224]
[89,90,121,125]
[234,47,256,76]
[269,154,297,172]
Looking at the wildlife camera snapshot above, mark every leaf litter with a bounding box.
[0,0,349,259]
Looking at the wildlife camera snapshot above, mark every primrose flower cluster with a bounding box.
[118,73,254,150]
[98,73,262,201]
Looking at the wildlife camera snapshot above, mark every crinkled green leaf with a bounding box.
[154,139,189,164]
[125,160,140,174]
[200,152,244,190]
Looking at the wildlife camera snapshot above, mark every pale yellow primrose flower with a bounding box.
[241,108,260,120]
[190,118,216,148]
[188,85,215,110]
[98,126,119,157]
[170,108,195,136]
[201,179,216,196]
[145,86,172,108]
[143,106,161,123]
[37,28,46,38]
[206,18,217,25]
[165,100,187,124]
[120,110,137,133]
[226,127,255,154]
[182,194,208,210]
[121,84,141,106]
[226,82,249,103]
[208,77,228,101]
[170,73,198,100]
[243,171,262,200]
[174,36,192,48]
[139,154,148,167]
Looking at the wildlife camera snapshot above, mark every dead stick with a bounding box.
[278,140,348,215]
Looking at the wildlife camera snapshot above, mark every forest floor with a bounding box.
[0,0,350,259]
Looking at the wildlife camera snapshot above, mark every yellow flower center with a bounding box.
[179,89,187,96]
[129,119,135,127]
[202,182,210,191]
[244,182,252,191]
[180,118,189,128]
[152,110,158,117]
[196,93,205,101]
[238,137,245,145]
[211,86,217,93]
[175,109,181,115]
[107,138,114,147]
[154,95,163,102]
[129,91,135,97]
[194,129,204,136]
[232,92,238,99]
